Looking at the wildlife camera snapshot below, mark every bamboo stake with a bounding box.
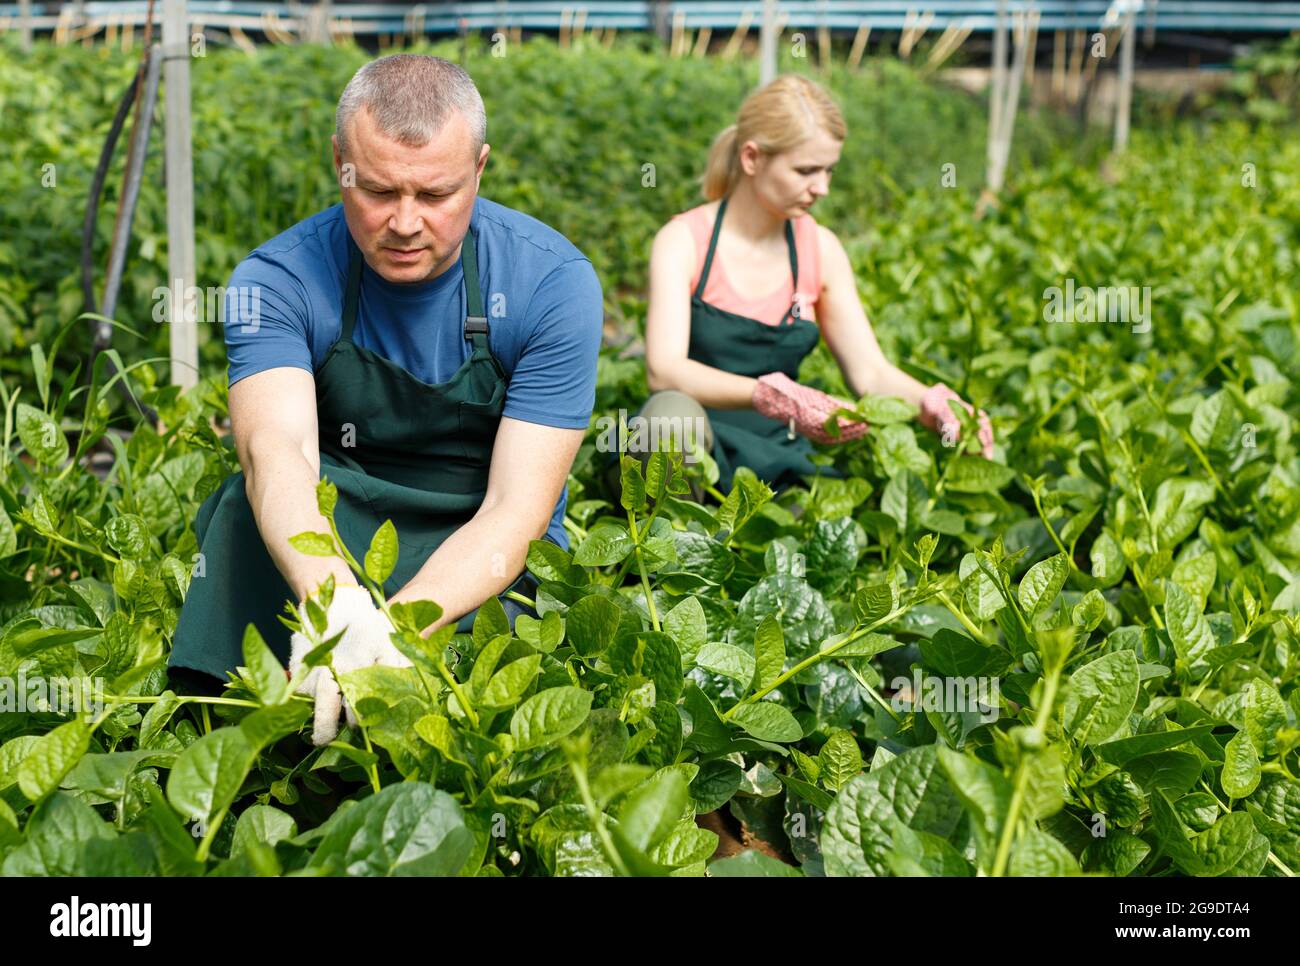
[671,9,685,57]
[559,7,570,48]
[723,9,752,60]
[989,0,1008,163]
[573,7,587,37]
[603,26,616,48]
[925,20,972,73]
[693,25,711,58]
[1024,7,1039,91]
[818,23,830,72]
[230,23,256,53]
[1051,28,1064,102]
[1067,28,1085,105]
[899,9,933,60]
[1114,2,1137,153]
[847,23,870,70]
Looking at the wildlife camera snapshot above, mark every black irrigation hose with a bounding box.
[80,69,160,430]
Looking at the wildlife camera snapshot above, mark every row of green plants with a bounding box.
[0,38,1297,876]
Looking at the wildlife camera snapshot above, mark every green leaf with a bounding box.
[819,730,863,792]
[242,623,287,705]
[480,655,542,710]
[1018,553,1069,617]
[618,770,689,852]
[573,520,634,567]
[752,614,785,691]
[308,783,473,876]
[822,746,965,877]
[663,596,708,665]
[289,532,338,557]
[105,514,150,558]
[694,642,755,688]
[1,792,113,876]
[728,702,803,743]
[1243,679,1288,757]
[566,594,623,658]
[1222,731,1261,799]
[232,805,297,858]
[16,403,68,466]
[1163,580,1215,680]
[853,584,895,626]
[1062,650,1139,746]
[471,596,511,650]
[17,719,91,801]
[166,727,257,826]
[619,455,647,513]
[609,631,684,703]
[364,519,399,585]
[510,687,594,751]
[945,457,1015,493]
[1094,725,1215,766]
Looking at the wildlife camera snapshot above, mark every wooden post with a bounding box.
[987,0,1008,189]
[847,23,870,71]
[1051,29,1064,103]
[18,0,33,50]
[760,0,777,85]
[723,9,752,60]
[164,0,198,390]
[1114,2,1137,152]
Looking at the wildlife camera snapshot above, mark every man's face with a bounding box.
[333,105,489,284]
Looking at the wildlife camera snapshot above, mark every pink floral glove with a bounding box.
[752,372,869,445]
[919,382,994,458]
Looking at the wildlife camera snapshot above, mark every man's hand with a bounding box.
[389,416,583,633]
[289,585,411,746]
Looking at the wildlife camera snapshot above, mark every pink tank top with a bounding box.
[673,202,822,326]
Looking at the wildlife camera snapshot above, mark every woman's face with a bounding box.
[741,125,842,218]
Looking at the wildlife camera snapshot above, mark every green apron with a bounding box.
[169,225,541,683]
[689,196,839,491]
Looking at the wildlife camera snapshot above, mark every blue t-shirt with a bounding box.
[221,196,602,549]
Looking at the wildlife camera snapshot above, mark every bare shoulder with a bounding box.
[651,215,698,271]
[814,222,851,281]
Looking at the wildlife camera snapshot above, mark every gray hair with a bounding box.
[335,54,487,159]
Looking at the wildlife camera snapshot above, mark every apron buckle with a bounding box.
[465,315,490,338]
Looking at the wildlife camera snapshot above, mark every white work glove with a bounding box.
[288,584,412,747]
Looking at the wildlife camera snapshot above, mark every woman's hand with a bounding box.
[752,372,869,444]
[918,382,994,458]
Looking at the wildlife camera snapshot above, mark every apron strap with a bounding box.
[340,226,489,350]
[460,226,490,351]
[693,196,801,326]
[341,237,364,342]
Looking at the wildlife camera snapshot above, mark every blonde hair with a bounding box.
[701,74,847,201]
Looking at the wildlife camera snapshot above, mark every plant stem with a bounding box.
[724,603,912,717]
[991,665,1062,877]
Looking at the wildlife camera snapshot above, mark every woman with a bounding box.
[641,74,993,492]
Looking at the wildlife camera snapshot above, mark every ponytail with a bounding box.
[701,123,741,201]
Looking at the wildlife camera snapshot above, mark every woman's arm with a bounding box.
[815,224,929,406]
[644,219,760,410]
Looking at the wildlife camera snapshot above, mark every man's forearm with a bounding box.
[389,504,542,635]
[243,434,357,603]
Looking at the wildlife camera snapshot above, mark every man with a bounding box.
[168,55,603,745]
